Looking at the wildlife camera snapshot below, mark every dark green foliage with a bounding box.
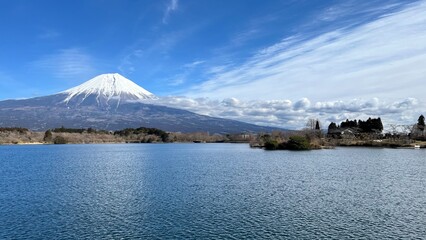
[0,127,29,133]
[114,127,169,142]
[51,127,107,134]
[51,126,168,139]
[278,142,288,149]
[286,136,310,150]
[53,136,67,144]
[418,115,425,130]
[43,130,53,142]
[328,122,337,131]
[101,130,110,134]
[52,126,85,133]
[327,122,340,137]
[377,117,384,131]
[264,140,279,150]
[263,136,310,150]
[340,119,358,129]
[332,117,383,133]
[358,117,383,132]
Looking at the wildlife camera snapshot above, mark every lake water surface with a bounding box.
[1,144,425,239]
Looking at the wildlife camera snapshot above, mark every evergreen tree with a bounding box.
[377,117,384,132]
[341,119,357,129]
[328,122,337,130]
[327,122,338,135]
[357,117,383,133]
[418,115,425,131]
[315,120,320,130]
[43,130,53,142]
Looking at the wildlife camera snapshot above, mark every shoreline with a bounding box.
[1,128,425,149]
[0,141,249,146]
[1,141,424,150]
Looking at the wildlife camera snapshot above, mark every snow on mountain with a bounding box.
[62,73,156,104]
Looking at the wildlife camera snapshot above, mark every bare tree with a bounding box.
[305,118,317,130]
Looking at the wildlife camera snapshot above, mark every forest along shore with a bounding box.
[1,115,426,149]
[0,127,253,145]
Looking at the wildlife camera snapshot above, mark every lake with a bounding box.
[1,144,425,239]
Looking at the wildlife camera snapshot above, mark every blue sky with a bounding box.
[1,0,425,128]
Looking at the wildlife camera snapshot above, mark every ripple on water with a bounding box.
[0,144,425,239]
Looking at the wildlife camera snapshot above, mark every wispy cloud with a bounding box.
[229,14,278,46]
[184,60,205,68]
[117,34,181,75]
[118,49,143,74]
[165,60,206,86]
[168,76,185,86]
[31,48,97,80]
[162,0,179,24]
[37,29,61,40]
[117,26,200,76]
[143,96,422,130]
[186,1,426,103]
[317,1,406,22]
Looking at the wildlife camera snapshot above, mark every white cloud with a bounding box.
[294,98,311,110]
[142,96,424,130]
[162,0,179,24]
[185,1,426,104]
[222,97,241,107]
[31,48,97,80]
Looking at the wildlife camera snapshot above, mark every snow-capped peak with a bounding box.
[62,73,156,103]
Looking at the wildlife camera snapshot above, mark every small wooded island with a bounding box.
[1,115,425,150]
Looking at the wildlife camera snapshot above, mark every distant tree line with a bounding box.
[328,117,383,134]
[114,127,169,142]
[52,126,86,133]
[52,126,109,134]
[41,126,256,144]
[0,127,29,133]
[41,126,170,144]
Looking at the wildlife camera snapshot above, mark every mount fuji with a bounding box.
[0,73,280,133]
[61,73,157,109]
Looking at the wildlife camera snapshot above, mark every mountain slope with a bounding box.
[0,74,281,133]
